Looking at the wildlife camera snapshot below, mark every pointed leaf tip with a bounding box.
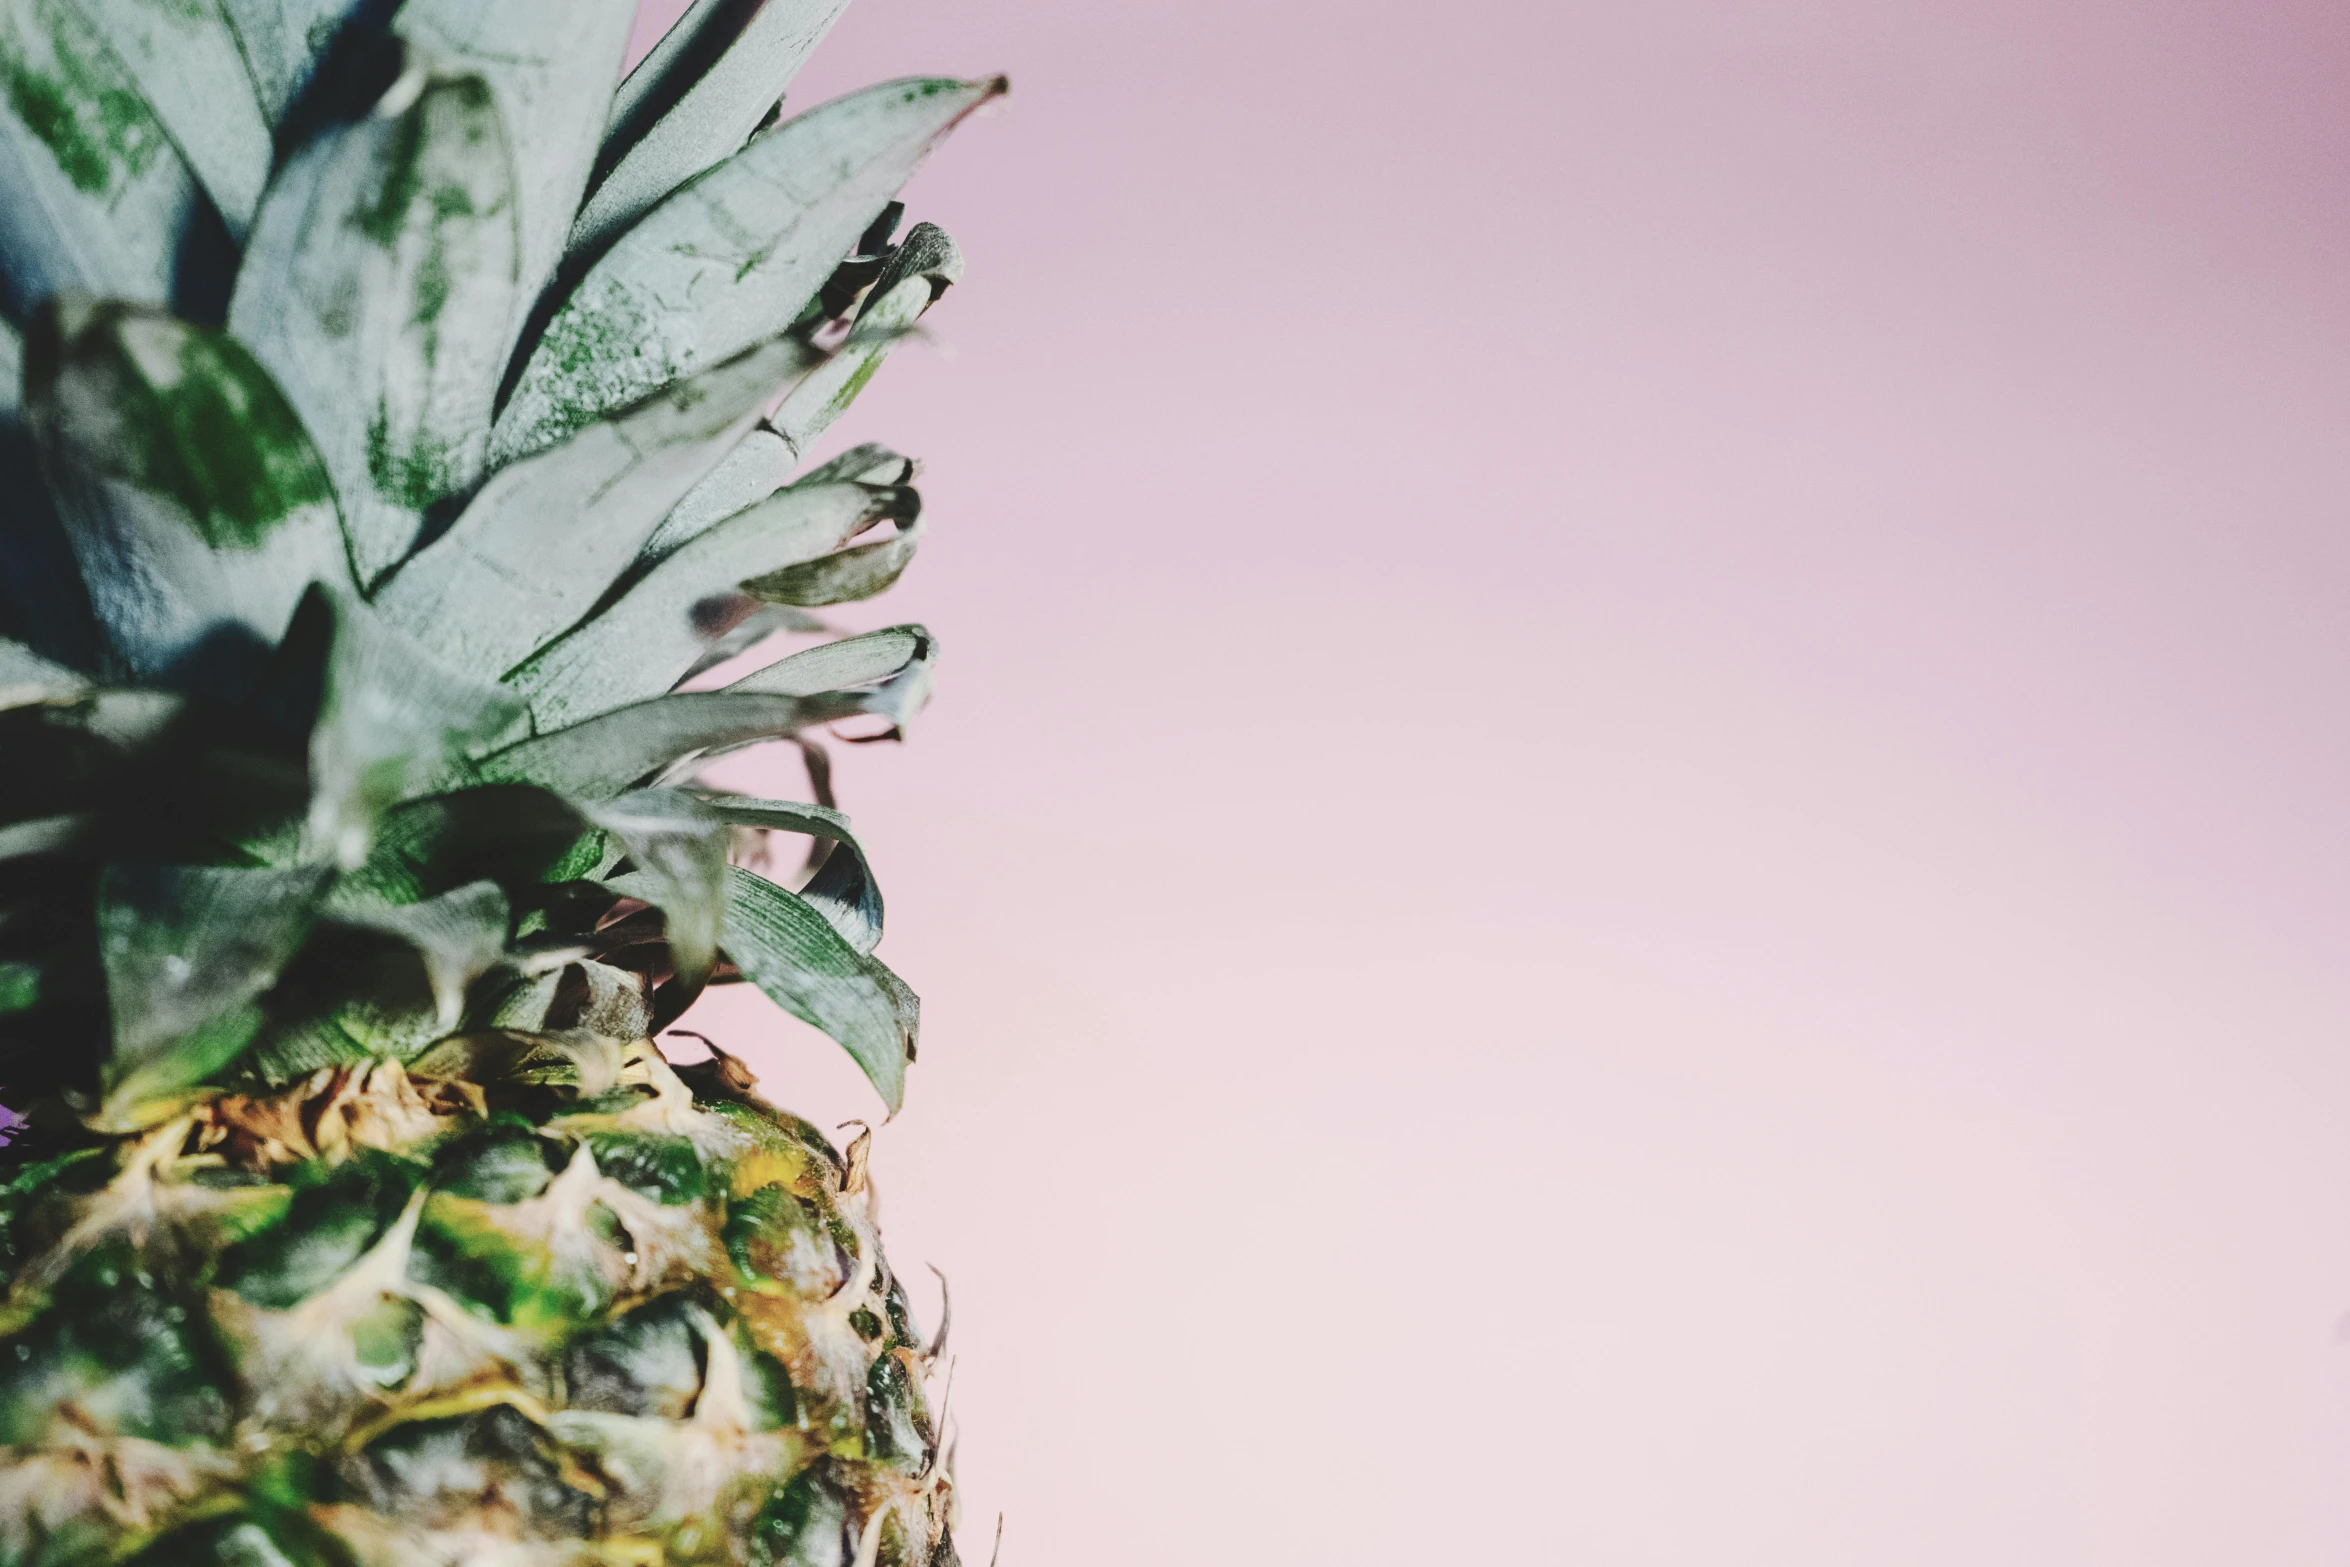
[495,76,1004,465]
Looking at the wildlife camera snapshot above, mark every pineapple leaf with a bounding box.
[27,299,351,684]
[676,604,831,684]
[0,310,18,415]
[215,0,374,122]
[695,793,882,953]
[493,75,1005,466]
[600,0,755,161]
[94,862,329,1130]
[770,223,963,458]
[507,481,917,730]
[291,588,525,870]
[790,443,918,488]
[721,864,914,1112]
[741,516,922,608]
[727,624,932,705]
[634,423,797,564]
[72,0,269,237]
[321,879,509,1032]
[373,335,819,679]
[724,623,934,745]
[476,627,931,800]
[593,789,728,996]
[0,360,102,668]
[337,784,593,910]
[567,0,855,262]
[473,692,826,802]
[0,0,200,313]
[0,633,84,706]
[231,63,521,588]
[393,0,635,324]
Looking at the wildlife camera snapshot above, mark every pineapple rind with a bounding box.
[0,1046,953,1567]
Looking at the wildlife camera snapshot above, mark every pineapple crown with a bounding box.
[0,0,1004,1131]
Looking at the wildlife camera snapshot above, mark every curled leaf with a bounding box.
[494,76,1004,464]
[508,480,914,729]
[722,866,915,1113]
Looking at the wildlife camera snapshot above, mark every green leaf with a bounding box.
[216,0,371,122]
[254,873,519,1080]
[480,626,935,799]
[0,0,200,310]
[27,299,350,680]
[323,879,509,1031]
[0,310,18,416]
[507,479,915,729]
[593,789,727,994]
[336,784,594,910]
[568,0,853,261]
[0,813,87,865]
[0,329,103,668]
[725,623,935,739]
[676,604,830,684]
[633,423,795,564]
[639,436,913,569]
[229,65,520,586]
[493,75,1005,465]
[769,223,962,457]
[740,515,922,608]
[373,336,818,678]
[599,0,752,162]
[296,589,524,869]
[695,792,881,953]
[473,692,809,802]
[789,443,918,489]
[393,0,635,324]
[0,633,86,708]
[0,959,37,1016]
[95,862,328,1128]
[73,0,269,236]
[728,624,932,703]
[466,956,647,1039]
[722,865,913,1112]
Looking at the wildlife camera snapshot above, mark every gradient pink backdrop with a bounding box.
[637,3,2350,1561]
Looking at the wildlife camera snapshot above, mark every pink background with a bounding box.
[640,2,2350,1561]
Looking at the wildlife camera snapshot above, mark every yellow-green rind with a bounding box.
[0,1043,956,1567]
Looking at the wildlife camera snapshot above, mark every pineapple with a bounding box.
[0,1,1003,1562]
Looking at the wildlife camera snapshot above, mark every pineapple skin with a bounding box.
[0,1036,956,1567]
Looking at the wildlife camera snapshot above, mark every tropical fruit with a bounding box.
[0,2,1001,1562]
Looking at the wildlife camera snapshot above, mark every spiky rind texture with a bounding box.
[0,1038,955,1567]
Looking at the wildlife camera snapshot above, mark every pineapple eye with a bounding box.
[581,1129,706,1205]
[429,1119,560,1204]
[212,1152,420,1310]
